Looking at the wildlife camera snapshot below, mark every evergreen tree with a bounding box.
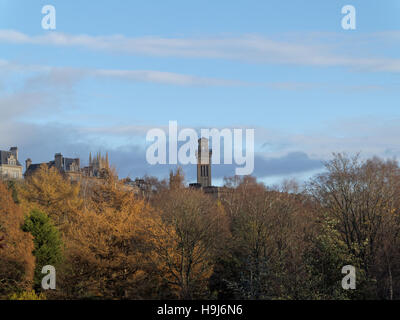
[22,209,63,290]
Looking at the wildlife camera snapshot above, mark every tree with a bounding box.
[88,167,132,213]
[214,176,315,299]
[58,174,156,299]
[307,153,400,299]
[150,187,229,299]
[18,165,82,228]
[302,214,363,300]
[0,182,35,298]
[22,209,63,290]
[6,180,20,204]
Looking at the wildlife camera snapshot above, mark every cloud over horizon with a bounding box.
[2,115,400,185]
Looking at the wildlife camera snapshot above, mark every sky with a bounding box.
[0,0,399,186]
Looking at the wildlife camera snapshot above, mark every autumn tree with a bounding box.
[0,182,35,298]
[18,165,82,228]
[57,172,157,299]
[6,180,20,204]
[88,167,132,213]
[150,187,229,299]
[142,175,168,193]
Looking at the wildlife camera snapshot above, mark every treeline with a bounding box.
[1,153,400,300]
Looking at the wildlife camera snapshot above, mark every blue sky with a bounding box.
[0,0,399,185]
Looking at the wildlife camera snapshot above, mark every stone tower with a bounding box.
[196,138,212,187]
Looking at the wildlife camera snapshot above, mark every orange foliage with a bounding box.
[18,165,82,228]
[0,182,35,298]
[58,173,158,299]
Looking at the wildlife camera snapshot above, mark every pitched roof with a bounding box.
[24,162,54,176]
[24,158,79,176]
[0,150,22,166]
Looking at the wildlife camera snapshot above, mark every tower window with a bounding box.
[201,165,208,177]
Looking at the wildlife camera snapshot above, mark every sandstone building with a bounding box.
[82,152,110,178]
[0,147,23,180]
[25,152,112,182]
[25,153,81,181]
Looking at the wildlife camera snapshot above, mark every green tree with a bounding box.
[22,209,63,290]
[307,154,400,299]
[302,216,361,300]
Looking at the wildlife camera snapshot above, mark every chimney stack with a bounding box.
[55,153,63,170]
[26,158,32,170]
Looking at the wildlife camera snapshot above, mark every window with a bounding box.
[200,165,209,177]
[201,165,207,177]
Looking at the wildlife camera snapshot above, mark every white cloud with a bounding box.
[93,69,245,86]
[1,58,396,93]
[0,30,400,72]
[0,58,246,87]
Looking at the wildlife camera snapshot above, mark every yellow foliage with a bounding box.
[61,181,157,299]
[18,165,83,227]
[9,290,46,300]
